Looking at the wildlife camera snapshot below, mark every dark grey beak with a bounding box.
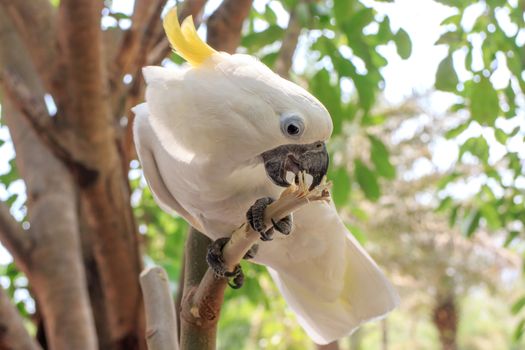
[261,141,329,190]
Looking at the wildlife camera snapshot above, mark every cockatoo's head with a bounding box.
[146,8,332,189]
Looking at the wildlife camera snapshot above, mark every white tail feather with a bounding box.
[262,203,399,345]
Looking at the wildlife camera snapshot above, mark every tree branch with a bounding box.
[0,201,30,273]
[0,70,81,165]
[274,5,303,79]
[179,229,216,350]
[317,342,340,350]
[0,0,61,96]
[114,0,166,79]
[140,267,179,350]
[180,177,331,349]
[0,9,98,349]
[60,0,113,167]
[119,0,209,163]
[206,0,253,53]
[0,286,42,350]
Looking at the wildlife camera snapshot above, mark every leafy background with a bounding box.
[1,0,525,348]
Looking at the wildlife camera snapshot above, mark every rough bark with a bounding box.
[0,286,42,350]
[0,0,63,98]
[59,1,145,347]
[0,8,98,350]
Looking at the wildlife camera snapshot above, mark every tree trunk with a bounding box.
[432,295,458,350]
[0,1,207,349]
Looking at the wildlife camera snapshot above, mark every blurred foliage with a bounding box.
[1,0,524,348]
[432,0,525,338]
[240,0,403,205]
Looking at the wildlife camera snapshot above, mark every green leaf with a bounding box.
[440,14,462,26]
[480,204,501,230]
[333,0,353,26]
[241,25,284,51]
[344,8,375,36]
[309,68,343,134]
[459,136,489,164]
[394,28,412,59]
[504,231,519,247]
[435,31,463,46]
[494,128,508,144]
[352,73,376,113]
[369,135,396,179]
[512,297,525,315]
[436,196,453,212]
[354,159,380,201]
[469,76,499,125]
[263,4,277,24]
[376,17,393,43]
[295,3,310,26]
[330,167,351,207]
[435,54,458,92]
[345,224,367,244]
[437,172,461,190]
[449,205,459,227]
[444,122,469,139]
[514,319,525,341]
[461,209,480,237]
[260,51,278,67]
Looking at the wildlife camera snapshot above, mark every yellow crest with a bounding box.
[163,8,217,66]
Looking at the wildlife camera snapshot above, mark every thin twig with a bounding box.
[274,5,303,78]
[140,267,179,350]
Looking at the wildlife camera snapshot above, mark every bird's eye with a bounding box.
[280,115,305,138]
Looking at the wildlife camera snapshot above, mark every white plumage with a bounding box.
[133,51,399,344]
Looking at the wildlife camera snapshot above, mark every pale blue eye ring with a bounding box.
[280,115,305,138]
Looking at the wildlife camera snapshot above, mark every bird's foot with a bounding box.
[243,243,259,260]
[246,197,293,241]
[206,237,244,289]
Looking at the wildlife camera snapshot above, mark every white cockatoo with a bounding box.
[133,8,399,344]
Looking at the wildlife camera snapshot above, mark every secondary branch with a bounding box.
[140,267,179,350]
[0,201,30,273]
[180,176,331,349]
[0,0,60,96]
[206,0,253,53]
[274,4,303,78]
[0,286,42,350]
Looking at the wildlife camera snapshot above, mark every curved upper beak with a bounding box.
[261,141,329,190]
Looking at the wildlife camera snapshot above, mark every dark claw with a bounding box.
[247,197,275,241]
[243,244,259,260]
[260,227,274,241]
[228,267,244,289]
[271,214,293,235]
[206,237,244,288]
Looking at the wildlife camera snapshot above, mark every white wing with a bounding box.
[133,104,205,232]
[257,201,399,345]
